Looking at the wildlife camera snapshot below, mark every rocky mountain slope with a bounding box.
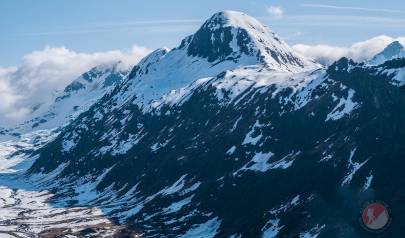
[0,63,128,141]
[0,131,131,237]
[4,10,405,238]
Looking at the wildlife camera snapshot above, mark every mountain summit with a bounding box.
[113,11,320,111]
[180,11,317,72]
[369,40,405,65]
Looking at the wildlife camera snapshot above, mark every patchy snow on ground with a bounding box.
[262,219,284,238]
[0,186,117,237]
[326,89,359,121]
[341,148,369,186]
[391,67,405,86]
[242,120,264,146]
[0,131,121,237]
[226,146,237,155]
[162,196,194,215]
[212,67,324,107]
[362,171,373,191]
[237,152,274,173]
[299,224,326,238]
[179,217,221,238]
[237,151,300,174]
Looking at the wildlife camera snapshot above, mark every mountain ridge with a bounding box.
[3,10,405,238]
[369,40,405,65]
[0,62,128,142]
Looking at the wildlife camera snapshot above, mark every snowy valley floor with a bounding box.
[0,132,128,238]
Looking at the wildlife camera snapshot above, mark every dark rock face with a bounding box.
[28,56,405,237]
[178,11,312,71]
[63,80,85,94]
[184,14,251,62]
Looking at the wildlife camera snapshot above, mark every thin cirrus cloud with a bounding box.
[0,46,150,126]
[261,14,405,29]
[302,3,405,14]
[23,19,203,36]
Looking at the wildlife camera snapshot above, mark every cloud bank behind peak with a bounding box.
[293,35,405,65]
[0,45,150,126]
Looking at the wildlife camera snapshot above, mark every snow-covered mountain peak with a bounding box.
[180,11,318,72]
[114,11,321,112]
[62,62,125,96]
[381,41,404,56]
[203,10,266,31]
[369,40,405,65]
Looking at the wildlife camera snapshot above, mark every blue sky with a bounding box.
[2,0,405,66]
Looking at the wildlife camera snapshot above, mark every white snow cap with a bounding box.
[183,10,319,72]
[368,41,405,65]
[205,10,270,31]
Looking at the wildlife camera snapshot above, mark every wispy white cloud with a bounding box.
[75,19,203,28]
[260,14,405,28]
[302,3,405,14]
[0,45,150,125]
[266,6,284,18]
[23,19,202,36]
[293,35,405,65]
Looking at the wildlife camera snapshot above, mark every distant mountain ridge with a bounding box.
[368,40,405,65]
